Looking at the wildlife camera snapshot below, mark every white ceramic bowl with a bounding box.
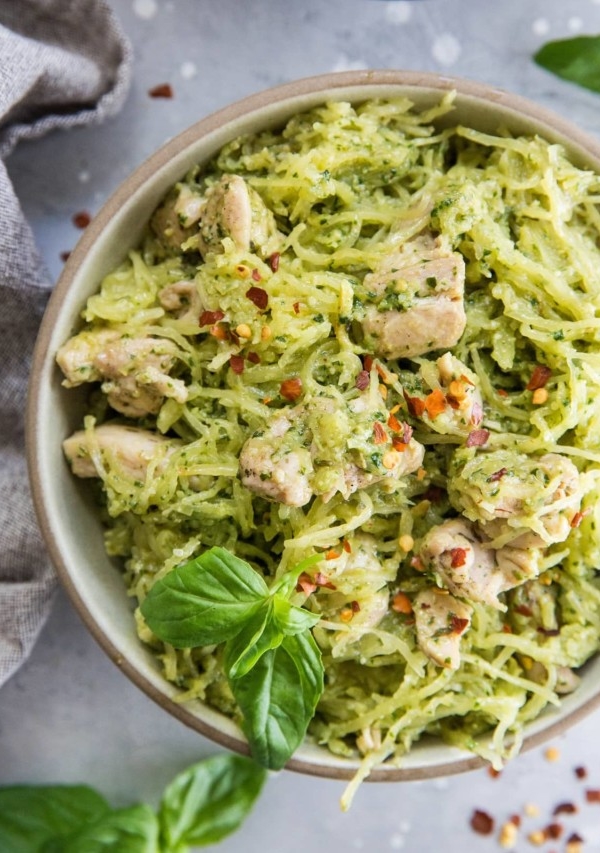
[27,70,600,782]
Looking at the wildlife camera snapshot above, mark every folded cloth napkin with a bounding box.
[0,0,132,687]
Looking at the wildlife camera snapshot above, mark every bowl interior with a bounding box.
[27,70,600,781]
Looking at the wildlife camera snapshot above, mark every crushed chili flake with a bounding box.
[497,388,509,398]
[537,627,560,636]
[424,388,447,418]
[293,301,301,314]
[470,809,495,835]
[148,83,174,98]
[209,324,227,340]
[392,437,408,452]
[545,823,564,840]
[314,572,337,590]
[229,355,244,375]
[466,428,490,448]
[296,572,317,595]
[60,250,71,262]
[355,370,370,391]
[280,377,302,401]
[575,766,588,780]
[450,547,467,568]
[387,413,402,432]
[251,268,262,282]
[488,766,502,779]
[343,540,352,553]
[350,600,360,612]
[363,354,374,372]
[450,615,469,634]
[268,252,280,272]
[446,395,461,411]
[72,210,91,229]
[488,467,507,483]
[246,286,269,310]
[570,510,589,528]
[553,802,577,816]
[514,604,533,617]
[325,548,341,560]
[509,814,521,827]
[585,789,600,803]
[372,421,388,444]
[403,390,426,418]
[199,309,225,326]
[391,591,413,615]
[502,624,513,633]
[247,351,261,364]
[527,364,552,391]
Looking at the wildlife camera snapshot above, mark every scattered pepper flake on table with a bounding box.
[72,210,91,228]
[470,809,495,835]
[148,82,174,98]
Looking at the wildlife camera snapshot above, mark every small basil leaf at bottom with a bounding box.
[534,36,600,94]
[140,546,269,648]
[158,754,266,850]
[230,631,324,770]
[272,595,320,635]
[224,602,283,680]
[43,804,159,853]
[0,785,110,853]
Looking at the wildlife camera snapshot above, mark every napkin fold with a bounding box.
[0,0,132,687]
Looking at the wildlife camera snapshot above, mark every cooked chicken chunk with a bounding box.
[239,415,314,507]
[414,588,472,669]
[197,174,280,259]
[361,234,466,359]
[57,330,187,418]
[449,450,583,549]
[419,518,534,609]
[333,439,424,500]
[63,423,177,481]
[159,280,203,324]
[151,185,201,251]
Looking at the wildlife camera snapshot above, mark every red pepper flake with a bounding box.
[567,833,584,846]
[293,301,301,314]
[296,572,317,595]
[209,324,228,340]
[514,604,533,617]
[372,421,388,444]
[355,370,370,391]
[246,286,269,310]
[387,413,402,432]
[423,388,447,418]
[451,615,469,634]
[527,364,552,391]
[391,591,413,614]
[247,351,261,365]
[410,555,425,571]
[229,354,244,375]
[488,467,507,483]
[280,377,303,401]
[497,388,509,398]
[149,83,174,98]
[502,624,513,633]
[553,802,578,816]
[60,250,71,262]
[470,401,483,426]
[392,437,408,452]
[466,428,490,448]
[570,510,589,528]
[325,548,341,561]
[470,809,495,835]
[314,572,337,590]
[363,354,374,372]
[450,547,467,568]
[199,309,225,326]
[350,600,361,613]
[72,210,91,229]
[342,540,352,554]
[251,268,262,282]
[509,814,521,827]
[268,252,280,272]
[488,766,502,779]
[403,390,426,418]
[537,626,560,636]
[585,789,600,803]
[575,766,588,780]
[545,823,564,840]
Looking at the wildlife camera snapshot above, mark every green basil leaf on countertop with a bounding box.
[42,805,158,853]
[140,546,269,647]
[230,631,324,771]
[158,755,266,850]
[534,35,600,94]
[0,785,110,853]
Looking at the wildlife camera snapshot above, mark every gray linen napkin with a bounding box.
[0,0,132,686]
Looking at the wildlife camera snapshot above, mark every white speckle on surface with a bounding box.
[433,777,450,790]
[133,0,158,20]
[431,33,461,67]
[568,16,583,31]
[384,1,412,24]
[532,17,550,36]
[78,170,90,184]
[389,834,405,849]
[331,54,369,73]
[180,61,197,80]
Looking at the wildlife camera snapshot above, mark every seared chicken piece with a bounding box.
[433,352,483,432]
[63,423,177,481]
[414,588,472,669]
[239,415,314,507]
[327,533,392,631]
[197,174,280,259]
[361,233,466,359]
[333,439,425,500]
[151,185,202,251]
[159,280,203,324]
[57,330,187,418]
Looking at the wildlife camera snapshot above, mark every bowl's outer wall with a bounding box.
[26,70,600,781]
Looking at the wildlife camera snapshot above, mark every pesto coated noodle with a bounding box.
[58,94,600,798]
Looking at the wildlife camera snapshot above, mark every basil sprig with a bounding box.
[0,754,265,853]
[534,35,600,94]
[141,547,325,770]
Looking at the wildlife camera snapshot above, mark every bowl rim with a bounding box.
[26,69,600,782]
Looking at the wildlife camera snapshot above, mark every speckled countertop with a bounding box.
[4,1,600,850]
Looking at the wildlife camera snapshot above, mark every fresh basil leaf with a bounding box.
[224,602,283,680]
[140,546,269,647]
[0,785,110,853]
[270,553,324,598]
[44,805,159,853]
[272,596,320,635]
[534,36,600,94]
[159,754,266,850]
[230,631,324,770]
